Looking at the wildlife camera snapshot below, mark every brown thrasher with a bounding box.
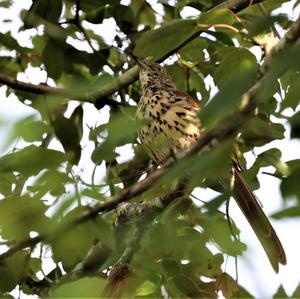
[132,54,286,272]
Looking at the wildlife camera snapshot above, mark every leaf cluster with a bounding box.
[0,0,299,297]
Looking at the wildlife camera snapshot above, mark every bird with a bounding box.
[132,53,286,273]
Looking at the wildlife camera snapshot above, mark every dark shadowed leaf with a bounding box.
[42,39,64,79]
[54,114,81,164]
[161,259,181,277]
[85,6,107,24]
[0,251,31,292]
[289,111,300,139]
[24,0,63,28]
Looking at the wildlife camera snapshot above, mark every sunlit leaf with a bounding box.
[198,8,235,25]
[50,277,106,297]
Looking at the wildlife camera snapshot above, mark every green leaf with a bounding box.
[292,284,300,298]
[201,48,258,127]
[85,6,106,24]
[0,56,21,77]
[164,139,232,188]
[0,251,30,292]
[281,165,300,201]
[27,170,72,196]
[0,32,27,51]
[161,259,181,277]
[0,145,68,176]
[198,8,235,25]
[165,64,187,91]
[168,275,201,297]
[106,4,136,34]
[134,19,199,60]
[241,117,285,147]
[15,116,49,142]
[0,173,15,196]
[216,272,239,298]
[42,39,64,79]
[214,47,258,88]
[51,277,106,297]
[280,71,300,111]
[201,213,246,256]
[272,206,300,219]
[131,0,156,27]
[258,46,300,102]
[24,0,63,28]
[289,111,300,139]
[0,0,13,8]
[135,277,161,297]
[179,37,208,62]
[189,69,210,102]
[245,14,287,37]
[274,285,288,298]
[246,148,289,185]
[0,195,50,239]
[51,210,114,271]
[91,107,141,164]
[54,114,81,164]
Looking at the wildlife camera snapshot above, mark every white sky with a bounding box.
[0,0,300,298]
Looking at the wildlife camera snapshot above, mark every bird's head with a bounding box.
[131,53,176,90]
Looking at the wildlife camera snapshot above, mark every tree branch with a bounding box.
[0,3,299,263]
[0,0,262,106]
[211,0,262,12]
[0,73,64,95]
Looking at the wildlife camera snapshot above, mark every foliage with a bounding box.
[0,0,299,298]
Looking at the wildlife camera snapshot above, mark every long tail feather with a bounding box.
[232,168,286,272]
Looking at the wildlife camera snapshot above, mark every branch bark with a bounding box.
[0,2,298,262]
[211,0,261,12]
[0,73,64,95]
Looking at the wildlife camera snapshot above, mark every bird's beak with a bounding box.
[130,51,147,67]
